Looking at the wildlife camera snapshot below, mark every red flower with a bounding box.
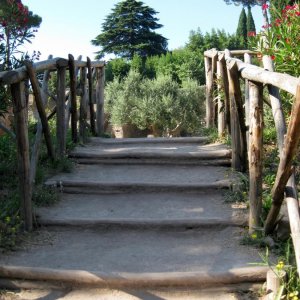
[296,11,300,16]
[262,3,269,10]
[271,55,275,60]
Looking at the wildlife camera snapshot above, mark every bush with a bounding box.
[105,71,205,136]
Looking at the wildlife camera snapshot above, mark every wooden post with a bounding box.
[79,67,88,142]
[265,85,300,234]
[95,66,105,136]
[11,81,32,231]
[263,56,286,154]
[248,81,264,233]
[218,53,230,134]
[30,55,52,185]
[285,174,300,275]
[87,57,96,135]
[228,62,247,172]
[68,54,78,143]
[263,56,300,274]
[24,61,54,160]
[244,53,251,146]
[56,59,68,157]
[204,55,215,128]
[217,60,225,137]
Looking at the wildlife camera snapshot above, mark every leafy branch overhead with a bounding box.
[91,0,168,59]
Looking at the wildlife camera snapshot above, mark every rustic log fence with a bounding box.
[205,49,300,275]
[0,55,105,232]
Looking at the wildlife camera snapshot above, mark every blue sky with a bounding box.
[22,0,264,61]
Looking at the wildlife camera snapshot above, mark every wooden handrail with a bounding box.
[0,57,105,85]
[0,54,105,231]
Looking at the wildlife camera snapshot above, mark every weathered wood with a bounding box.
[56,64,67,157]
[0,58,60,85]
[227,61,247,172]
[225,57,300,96]
[87,57,96,135]
[65,56,82,133]
[204,49,256,58]
[74,60,105,68]
[217,60,225,137]
[248,81,263,233]
[0,58,105,85]
[265,85,300,234]
[11,81,32,231]
[285,174,300,275]
[244,53,251,145]
[30,55,52,185]
[24,61,54,160]
[263,56,286,154]
[79,67,88,142]
[204,55,215,128]
[95,66,105,136]
[68,54,78,143]
[218,54,230,134]
[212,52,218,127]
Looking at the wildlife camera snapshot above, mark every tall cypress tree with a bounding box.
[236,8,247,48]
[92,0,168,59]
[247,6,256,35]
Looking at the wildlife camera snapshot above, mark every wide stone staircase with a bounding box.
[0,137,269,299]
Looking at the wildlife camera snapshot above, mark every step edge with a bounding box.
[0,265,269,288]
[37,218,247,228]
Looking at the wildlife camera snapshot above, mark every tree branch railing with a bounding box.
[0,55,105,232]
[204,49,300,275]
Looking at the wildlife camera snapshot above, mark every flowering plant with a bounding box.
[249,3,300,77]
[0,0,42,70]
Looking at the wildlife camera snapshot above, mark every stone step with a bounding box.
[45,164,236,194]
[70,140,231,166]
[88,136,209,145]
[35,192,247,228]
[0,227,267,290]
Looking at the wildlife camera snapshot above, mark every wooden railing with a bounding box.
[0,55,105,232]
[204,48,300,274]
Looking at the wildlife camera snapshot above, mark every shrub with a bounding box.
[105,71,205,136]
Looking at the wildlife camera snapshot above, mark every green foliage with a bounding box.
[269,0,297,21]
[0,0,42,70]
[236,8,248,47]
[105,58,130,82]
[187,28,245,53]
[105,70,205,136]
[91,0,168,59]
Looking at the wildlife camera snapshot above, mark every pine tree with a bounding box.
[236,8,247,48]
[91,0,168,59]
[247,6,256,35]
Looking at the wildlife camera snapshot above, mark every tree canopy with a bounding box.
[91,0,168,59]
[0,0,42,69]
[223,0,261,7]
